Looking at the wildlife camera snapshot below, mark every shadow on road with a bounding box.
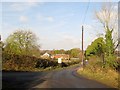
[2,71,47,89]
[2,65,117,89]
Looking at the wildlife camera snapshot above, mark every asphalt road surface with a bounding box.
[2,65,113,89]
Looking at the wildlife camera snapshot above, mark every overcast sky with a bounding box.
[1,0,119,50]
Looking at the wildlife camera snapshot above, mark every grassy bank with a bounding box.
[77,56,119,88]
[77,67,119,88]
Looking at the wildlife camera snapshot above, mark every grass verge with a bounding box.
[77,67,119,88]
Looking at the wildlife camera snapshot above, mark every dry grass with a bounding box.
[77,56,119,88]
[77,68,118,88]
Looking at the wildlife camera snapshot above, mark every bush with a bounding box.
[35,59,58,69]
[2,52,58,71]
[3,53,37,71]
[77,56,119,88]
[2,52,81,71]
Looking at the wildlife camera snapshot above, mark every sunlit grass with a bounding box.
[77,67,118,88]
[77,56,119,88]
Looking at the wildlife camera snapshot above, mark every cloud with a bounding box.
[52,35,80,50]
[46,16,54,22]
[37,15,54,22]
[19,16,28,23]
[2,23,17,41]
[39,24,99,50]
[113,4,118,11]
[62,35,79,44]
[10,2,39,12]
[39,34,80,50]
[2,0,119,2]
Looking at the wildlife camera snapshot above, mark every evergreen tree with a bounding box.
[104,26,117,68]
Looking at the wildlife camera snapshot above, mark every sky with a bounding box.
[1,0,119,50]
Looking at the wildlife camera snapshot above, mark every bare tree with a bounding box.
[95,3,117,29]
[95,3,119,68]
[95,2,119,51]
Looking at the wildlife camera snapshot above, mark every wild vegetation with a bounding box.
[78,3,119,88]
[2,52,80,71]
[4,30,40,57]
[1,30,81,71]
[77,56,119,88]
[1,2,119,88]
[2,52,58,71]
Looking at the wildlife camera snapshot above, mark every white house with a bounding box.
[41,52,50,59]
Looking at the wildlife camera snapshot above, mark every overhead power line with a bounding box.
[81,0,90,69]
[82,0,90,25]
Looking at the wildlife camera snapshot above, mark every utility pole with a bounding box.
[82,25,84,68]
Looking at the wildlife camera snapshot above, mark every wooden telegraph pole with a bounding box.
[0,35,1,41]
[82,25,84,68]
